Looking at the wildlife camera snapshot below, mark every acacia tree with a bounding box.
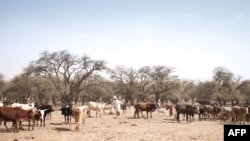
[25,50,106,105]
[194,81,216,102]
[212,66,240,106]
[144,65,180,103]
[2,74,34,103]
[109,66,138,105]
[80,74,108,103]
[237,80,250,103]
[137,66,152,102]
[33,77,59,106]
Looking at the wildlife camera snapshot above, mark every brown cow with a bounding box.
[0,106,35,132]
[71,107,85,132]
[232,106,248,125]
[134,102,159,119]
[16,107,35,130]
[0,107,20,132]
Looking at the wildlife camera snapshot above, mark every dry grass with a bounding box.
[0,108,227,141]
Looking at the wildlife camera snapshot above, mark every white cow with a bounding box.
[11,103,37,111]
[87,101,106,118]
[218,106,232,122]
[156,108,167,116]
[103,104,114,114]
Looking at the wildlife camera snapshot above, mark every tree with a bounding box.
[2,74,34,103]
[194,81,216,102]
[145,65,179,103]
[0,73,5,95]
[212,66,240,106]
[81,74,109,103]
[33,77,59,106]
[25,50,106,105]
[109,66,138,105]
[137,66,152,102]
[236,80,250,103]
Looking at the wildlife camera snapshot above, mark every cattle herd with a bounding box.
[0,100,249,133]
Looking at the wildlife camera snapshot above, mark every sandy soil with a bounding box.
[0,108,226,141]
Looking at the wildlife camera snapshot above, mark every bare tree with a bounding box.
[109,66,138,105]
[25,50,106,105]
[137,66,152,102]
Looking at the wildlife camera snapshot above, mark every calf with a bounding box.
[71,107,85,132]
[156,108,167,116]
[134,102,159,119]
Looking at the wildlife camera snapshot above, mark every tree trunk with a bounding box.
[52,96,57,106]
[155,93,160,104]
[61,94,73,106]
[217,97,223,107]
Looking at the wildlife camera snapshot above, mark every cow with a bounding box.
[195,99,210,105]
[35,104,54,127]
[134,102,159,119]
[156,108,167,116]
[15,106,35,131]
[218,106,233,122]
[232,106,248,125]
[71,107,85,132]
[103,104,114,114]
[198,104,220,120]
[11,103,37,111]
[0,106,20,132]
[247,106,250,123]
[175,103,200,123]
[87,101,106,118]
[34,110,42,126]
[0,106,35,132]
[165,103,176,117]
[198,105,212,120]
[60,104,72,124]
[35,103,54,120]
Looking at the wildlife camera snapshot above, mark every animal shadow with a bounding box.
[54,127,71,131]
[50,122,63,126]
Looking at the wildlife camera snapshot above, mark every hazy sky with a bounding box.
[0,0,250,81]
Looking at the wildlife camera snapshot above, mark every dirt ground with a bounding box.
[0,108,227,141]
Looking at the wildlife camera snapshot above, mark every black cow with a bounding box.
[60,104,72,124]
[175,103,200,123]
[35,104,54,127]
[134,102,159,119]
